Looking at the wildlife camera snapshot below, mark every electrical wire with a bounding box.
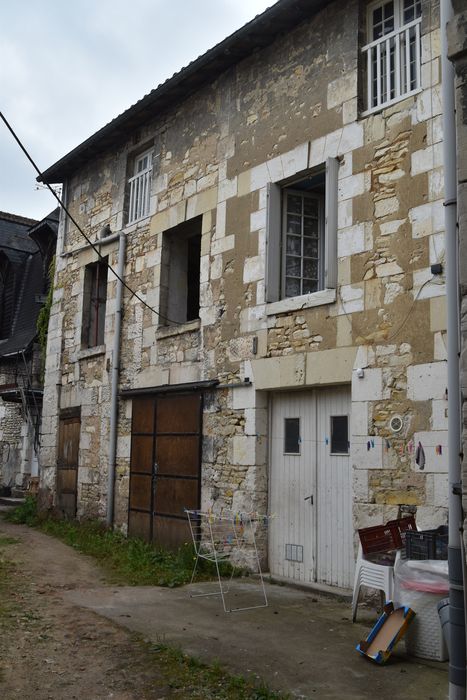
[1,111,443,338]
[0,111,182,326]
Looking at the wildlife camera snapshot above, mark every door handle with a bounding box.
[304,495,314,505]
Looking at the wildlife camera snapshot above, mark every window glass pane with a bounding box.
[302,279,318,294]
[284,418,300,454]
[287,194,302,214]
[304,218,319,238]
[331,416,349,454]
[304,238,318,257]
[286,256,301,277]
[286,235,301,255]
[403,0,421,22]
[372,1,394,39]
[303,259,318,279]
[286,214,302,235]
[285,278,300,297]
[282,187,323,299]
[304,199,318,217]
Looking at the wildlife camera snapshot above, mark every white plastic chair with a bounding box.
[352,523,400,623]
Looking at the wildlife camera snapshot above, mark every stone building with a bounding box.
[39,0,447,590]
[0,210,58,494]
[447,5,467,549]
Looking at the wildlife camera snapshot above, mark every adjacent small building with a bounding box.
[0,210,58,495]
[39,0,448,590]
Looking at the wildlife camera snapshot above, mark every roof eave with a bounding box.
[38,0,323,184]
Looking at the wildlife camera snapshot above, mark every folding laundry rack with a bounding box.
[185,509,269,613]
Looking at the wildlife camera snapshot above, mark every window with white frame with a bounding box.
[363,0,422,113]
[282,187,323,297]
[265,158,339,303]
[127,149,152,224]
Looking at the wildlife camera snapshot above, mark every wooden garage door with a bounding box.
[56,409,80,519]
[128,393,202,549]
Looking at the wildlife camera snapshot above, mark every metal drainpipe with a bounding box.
[441,1,466,696]
[106,231,126,527]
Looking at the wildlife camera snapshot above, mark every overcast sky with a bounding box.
[0,0,273,221]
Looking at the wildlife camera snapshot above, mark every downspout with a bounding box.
[441,1,466,696]
[106,231,126,527]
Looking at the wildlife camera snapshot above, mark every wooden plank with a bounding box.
[56,414,80,519]
[155,394,201,433]
[131,397,155,434]
[130,435,154,474]
[155,435,200,476]
[153,476,199,517]
[153,515,192,550]
[128,473,152,511]
[128,510,152,542]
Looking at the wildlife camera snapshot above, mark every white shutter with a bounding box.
[265,181,282,303]
[324,157,339,289]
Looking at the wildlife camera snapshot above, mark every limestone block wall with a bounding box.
[447,2,467,547]
[39,0,448,543]
[0,398,22,489]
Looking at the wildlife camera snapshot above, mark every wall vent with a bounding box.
[285,544,303,562]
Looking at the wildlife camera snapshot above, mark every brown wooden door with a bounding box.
[128,393,202,548]
[56,410,80,518]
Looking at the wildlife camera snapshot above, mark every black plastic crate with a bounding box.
[405,526,448,560]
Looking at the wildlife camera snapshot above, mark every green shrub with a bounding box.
[4,495,39,527]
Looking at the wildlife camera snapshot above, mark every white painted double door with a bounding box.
[269,386,354,589]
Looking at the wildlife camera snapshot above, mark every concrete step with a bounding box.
[0,496,25,508]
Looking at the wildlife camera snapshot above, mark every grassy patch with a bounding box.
[4,495,39,527]
[0,539,18,628]
[140,641,288,699]
[5,497,236,587]
[2,502,285,699]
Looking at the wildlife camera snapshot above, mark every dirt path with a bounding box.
[0,516,448,700]
[0,518,175,700]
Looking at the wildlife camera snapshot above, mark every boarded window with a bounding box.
[284,418,300,454]
[330,415,349,454]
[82,258,108,348]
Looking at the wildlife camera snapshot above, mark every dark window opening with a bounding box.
[0,256,15,340]
[82,258,108,348]
[160,217,202,326]
[330,415,349,454]
[284,417,300,454]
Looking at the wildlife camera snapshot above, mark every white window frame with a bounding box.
[281,188,325,300]
[362,0,422,115]
[265,158,339,315]
[127,148,153,224]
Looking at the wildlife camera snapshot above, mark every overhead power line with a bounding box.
[0,111,182,325]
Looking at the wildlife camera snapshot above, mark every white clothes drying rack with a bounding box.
[185,509,269,613]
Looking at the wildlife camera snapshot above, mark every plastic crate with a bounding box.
[403,590,448,661]
[387,515,417,549]
[405,526,448,560]
[358,524,398,556]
